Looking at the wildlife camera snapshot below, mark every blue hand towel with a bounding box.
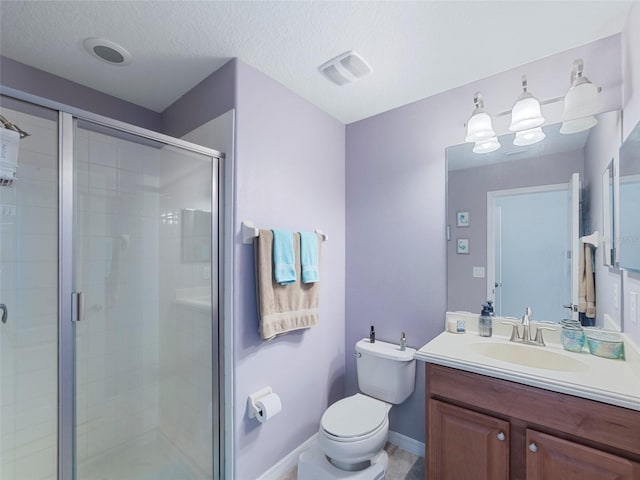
[299,231,320,284]
[272,229,296,284]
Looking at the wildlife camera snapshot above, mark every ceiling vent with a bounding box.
[319,51,372,86]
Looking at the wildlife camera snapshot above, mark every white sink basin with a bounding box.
[471,342,589,372]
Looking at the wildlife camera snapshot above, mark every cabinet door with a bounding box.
[526,429,640,480]
[429,399,509,480]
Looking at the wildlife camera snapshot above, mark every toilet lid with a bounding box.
[321,394,387,438]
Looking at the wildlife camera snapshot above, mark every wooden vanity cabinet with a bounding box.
[429,399,509,480]
[525,429,638,479]
[426,364,640,480]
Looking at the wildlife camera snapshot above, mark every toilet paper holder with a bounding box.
[248,386,274,419]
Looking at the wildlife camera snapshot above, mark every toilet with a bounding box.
[298,338,416,479]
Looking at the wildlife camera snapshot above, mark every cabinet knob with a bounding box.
[497,432,505,441]
[529,442,538,453]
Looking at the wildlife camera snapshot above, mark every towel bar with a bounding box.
[241,221,328,244]
[580,231,599,247]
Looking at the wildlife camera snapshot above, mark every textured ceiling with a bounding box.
[0,1,634,124]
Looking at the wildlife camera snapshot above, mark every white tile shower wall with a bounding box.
[74,128,161,468]
[157,144,213,475]
[0,107,58,480]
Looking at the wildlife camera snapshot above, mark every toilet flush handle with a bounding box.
[354,352,361,358]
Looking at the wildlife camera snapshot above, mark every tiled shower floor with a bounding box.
[77,431,209,480]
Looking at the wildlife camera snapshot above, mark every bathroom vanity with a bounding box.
[416,316,640,480]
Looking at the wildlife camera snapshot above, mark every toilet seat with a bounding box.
[321,394,389,440]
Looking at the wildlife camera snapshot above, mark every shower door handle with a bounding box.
[71,292,84,322]
[0,303,7,324]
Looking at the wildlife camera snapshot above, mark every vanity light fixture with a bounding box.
[509,75,545,132]
[463,60,604,152]
[473,136,501,154]
[560,115,598,134]
[513,126,546,146]
[465,92,496,143]
[560,59,601,134]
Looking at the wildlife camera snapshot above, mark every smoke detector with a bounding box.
[319,51,372,86]
[84,38,132,66]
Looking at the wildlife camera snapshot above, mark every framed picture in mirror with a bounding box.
[456,238,469,254]
[456,211,470,227]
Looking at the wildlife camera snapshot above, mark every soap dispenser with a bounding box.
[479,302,493,337]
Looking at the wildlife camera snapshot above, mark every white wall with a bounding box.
[157,144,213,475]
[74,127,161,471]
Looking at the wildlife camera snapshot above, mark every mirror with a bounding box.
[181,208,211,262]
[619,121,640,272]
[447,114,617,322]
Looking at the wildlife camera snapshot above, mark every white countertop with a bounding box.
[415,312,640,411]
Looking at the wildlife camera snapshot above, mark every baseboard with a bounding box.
[387,430,425,458]
[256,433,317,480]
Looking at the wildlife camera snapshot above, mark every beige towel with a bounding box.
[254,230,321,340]
[578,243,596,318]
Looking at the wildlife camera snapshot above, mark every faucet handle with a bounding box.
[533,326,555,346]
[501,322,521,342]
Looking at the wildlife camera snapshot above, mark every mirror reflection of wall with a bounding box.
[619,121,640,272]
[447,123,585,320]
[447,112,622,325]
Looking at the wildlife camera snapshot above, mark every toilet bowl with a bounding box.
[298,338,416,479]
[318,393,391,470]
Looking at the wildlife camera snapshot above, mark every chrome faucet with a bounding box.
[502,307,555,347]
[521,306,533,343]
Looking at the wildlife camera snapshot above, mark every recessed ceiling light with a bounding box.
[83,38,132,66]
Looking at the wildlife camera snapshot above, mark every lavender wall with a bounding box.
[161,59,236,138]
[0,56,161,131]
[447,150,585,315]
[232,60,345,479]
[345,35,623,444]
[622,2,640,345]
[162,58,346,478]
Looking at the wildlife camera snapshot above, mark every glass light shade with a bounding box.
[509,92,544,131]
[473,136,500,154]
[465,108,495,142]
[562,80,602,121]
[513,127,546,146]
[560,115,598,134]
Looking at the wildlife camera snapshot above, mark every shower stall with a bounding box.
[0,93,224,480]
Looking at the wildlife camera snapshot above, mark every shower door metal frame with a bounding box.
[0,88,226,480]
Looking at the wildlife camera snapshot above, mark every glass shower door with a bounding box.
[73,120,217,480]
[0,98,59,480]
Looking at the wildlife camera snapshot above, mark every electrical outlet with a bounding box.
[473,267,485,278]
[631,291,639,326]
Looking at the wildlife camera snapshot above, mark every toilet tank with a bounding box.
[355,338,416,404]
